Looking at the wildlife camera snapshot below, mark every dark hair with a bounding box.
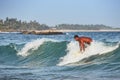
[74,35,79,38]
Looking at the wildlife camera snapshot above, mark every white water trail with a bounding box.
[58,41,119,66]
[17,38,58,57]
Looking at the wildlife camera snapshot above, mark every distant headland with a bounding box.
[0,17,120,34]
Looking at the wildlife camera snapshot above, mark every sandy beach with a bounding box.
[1,29,120,35]
[51,29,120,32]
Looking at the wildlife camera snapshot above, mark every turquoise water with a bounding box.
[0,32,120,80]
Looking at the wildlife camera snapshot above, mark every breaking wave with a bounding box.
[0,38,120,67]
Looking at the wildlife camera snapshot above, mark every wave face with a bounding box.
[58,41,119,66]
[0,39,67,67]
[0,43,19,65]
[0,38,120,68]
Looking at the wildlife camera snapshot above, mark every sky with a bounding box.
[0,0,120,27]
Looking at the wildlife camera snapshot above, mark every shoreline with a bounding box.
[0,29,120,34]
[50,29,120,32]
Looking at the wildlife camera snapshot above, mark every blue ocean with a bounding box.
[0,32,120,80]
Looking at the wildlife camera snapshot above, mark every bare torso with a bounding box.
[77,37,92,51]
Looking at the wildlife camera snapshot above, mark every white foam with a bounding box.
[17,38,58,57]
[58,41,119,66]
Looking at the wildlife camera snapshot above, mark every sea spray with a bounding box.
[17,38,58,57]
[58,41,119,66]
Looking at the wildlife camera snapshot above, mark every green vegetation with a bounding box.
[0,17,49,31]
[55,24,114,30]
[0,17,119,32]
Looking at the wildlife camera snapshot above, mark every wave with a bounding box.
[58,41,119,66]
[17,38,58,57]
[0,43,19,65]
[16,39,66,67]
[0,38,120,67]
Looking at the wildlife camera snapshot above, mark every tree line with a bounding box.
[55,24,114,30]
[0,17,116,31]
[0,17,49,31]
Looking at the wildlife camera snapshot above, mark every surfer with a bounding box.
[74,35,92,52]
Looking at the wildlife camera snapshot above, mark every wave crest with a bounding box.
[17,38,58,57]
[58,41,119,66]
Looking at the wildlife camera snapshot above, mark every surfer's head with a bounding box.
[74,35,79,41]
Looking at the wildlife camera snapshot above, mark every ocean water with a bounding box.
[0,32,120,80]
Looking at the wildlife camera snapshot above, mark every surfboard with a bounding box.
[75,51,86,57]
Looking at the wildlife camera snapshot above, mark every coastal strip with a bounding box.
[1,29,120,35]
[21,30,64,35]
[21,29,120,35]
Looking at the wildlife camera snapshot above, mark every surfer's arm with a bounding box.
[79,41,85,52]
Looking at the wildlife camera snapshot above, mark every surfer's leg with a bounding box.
[80,42,85,52]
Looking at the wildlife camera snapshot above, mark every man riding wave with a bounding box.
[74,35,92,52]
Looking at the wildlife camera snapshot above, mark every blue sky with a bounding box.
[0,0,120,27]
